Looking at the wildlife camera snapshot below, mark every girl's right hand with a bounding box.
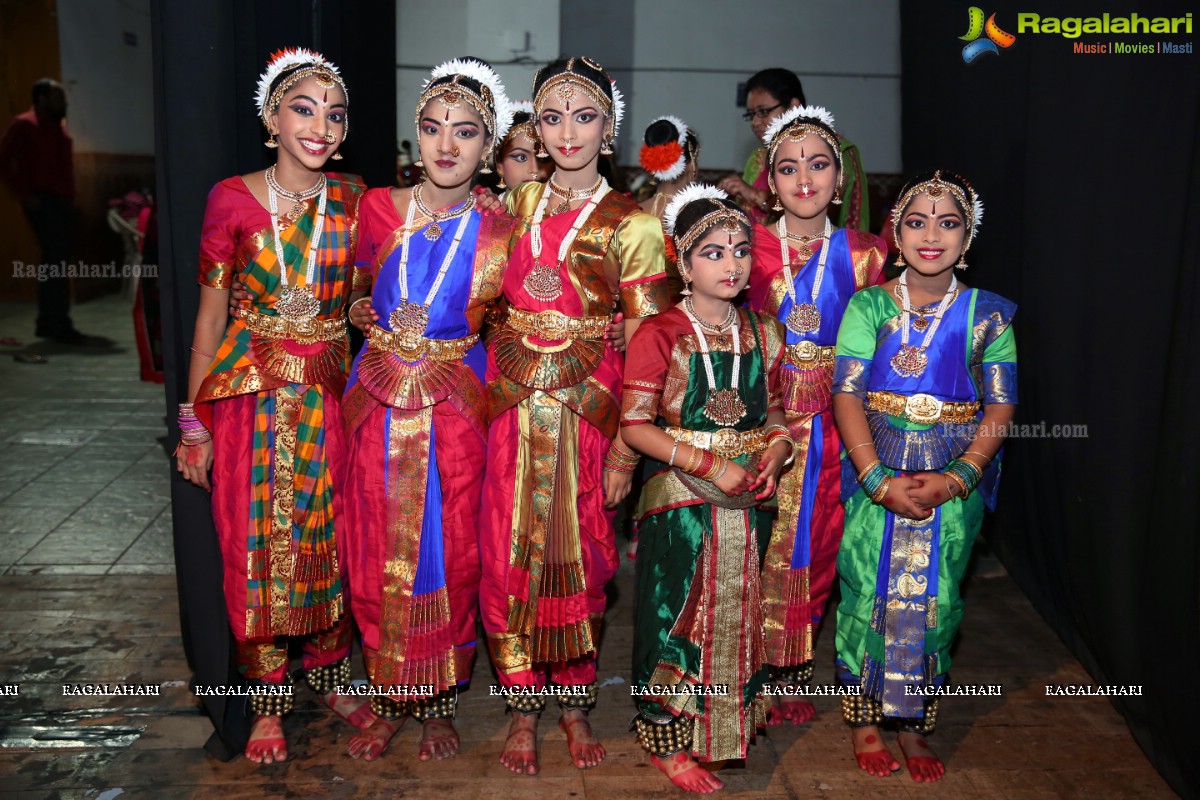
[176,440,214,492]
[228,279,254,317]
[713,460,754,496]
[349,298,379,332]
[880,475,931,521]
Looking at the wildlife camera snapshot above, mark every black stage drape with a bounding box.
[151,0,395,759]
[900,1,1199,795]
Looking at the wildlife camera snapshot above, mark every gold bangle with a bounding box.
[845,442,873,457]
[944,470,969,498]
[870,475,892,504]
[964,449,992,464]
[857,459,882,484]
[682,446,701,475]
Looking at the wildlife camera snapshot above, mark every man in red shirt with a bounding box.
[0,78,86,342]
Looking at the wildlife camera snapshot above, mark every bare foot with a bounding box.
[347,716,404,761]
[419,717,460,761]
[244,715,287,764]
[559,708,605,768]
[625,537,638,560]
[851,725,899,777]
[898,731,945,782]
[650,751,724,793]
[500,713,539,775]
[319,689,377,730]
[766,687,816,726]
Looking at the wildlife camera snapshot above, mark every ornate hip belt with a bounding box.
[784,341,836,370]
[365,326,479,362]
[662,425,770,459]
[240,309,346,344]
[866,391,980,425]
[505,308,609,342]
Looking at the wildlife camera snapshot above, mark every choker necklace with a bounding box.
[683,296,735,333]
[547,174,604,216]
[265,166,326,222]
[389,183,476,340]
[777,216,832,335]
[523,175,609,302]
[890,270,958,378]
[893,281,959,333]
[411,183,474,241]
[683,300,745,426]
[267,175,327,322]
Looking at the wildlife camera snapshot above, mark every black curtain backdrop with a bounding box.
[900,1,1198,796]
[152,0,395,759]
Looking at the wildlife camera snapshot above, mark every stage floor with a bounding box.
[0,295,1175,798]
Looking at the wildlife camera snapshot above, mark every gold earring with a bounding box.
[497,176,507,190]
[331,151,343,160]
[955,255,968,270]
[414,158,423,167]
[680,273,693,296]
[772,195,783,211]
[600,139,614,156]
[479,156,492,174]
[894,253,906,267]
[264,133,278,148]
[535,140,548,158]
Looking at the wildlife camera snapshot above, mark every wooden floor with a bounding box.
[0,296,1177,799]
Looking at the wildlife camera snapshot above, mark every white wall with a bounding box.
[630,0,900,172]
[396,0,559,149]
[394,0,900,172]
[56,0,154,155]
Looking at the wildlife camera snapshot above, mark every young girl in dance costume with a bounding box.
[832,170,1016,782]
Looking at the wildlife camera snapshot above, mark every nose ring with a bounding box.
[451,145,460,157]
[324,132,336,144]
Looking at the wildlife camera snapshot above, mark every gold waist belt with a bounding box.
[366,326,479,362]
[866,391,980,425]
[240,310,346,344]
[784,341,836,369]
[663,425,770,459]
[505,308,609,341]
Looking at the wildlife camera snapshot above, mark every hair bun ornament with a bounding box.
[761,103,836,147]
[662,183,730,237]
[255,47,343,118]
[639,115,689,181]
[424,57,514,143]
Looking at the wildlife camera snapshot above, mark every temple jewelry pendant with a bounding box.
[890,345,929,378]
[553,199,572,215]
[389,301,430,334]
[912,315,930,333]
[785,302,821,334]
[703,390,747,427]
[424,222,443,241]
[276,285,320,321]
[287,200,306,221]
[524,263,564,302]
[796,241,814,260]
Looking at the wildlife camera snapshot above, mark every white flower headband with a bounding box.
[663,183,750,255]
[418,58,514,149]
[255,48,347,133]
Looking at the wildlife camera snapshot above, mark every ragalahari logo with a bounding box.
[960,7,1017,62]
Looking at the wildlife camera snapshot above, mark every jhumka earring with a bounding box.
[600,138,614,156]
[497,176,507,190]
[680,272,693,296]
[479,155,493,174]
[955,254,969,270]
[894,253,906,267]
[831,188,843,205]
[535,137,548,158]
[264,134,279,149]
[331,151,344,160]
[414,158,424,167]
[772,195,783,211]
